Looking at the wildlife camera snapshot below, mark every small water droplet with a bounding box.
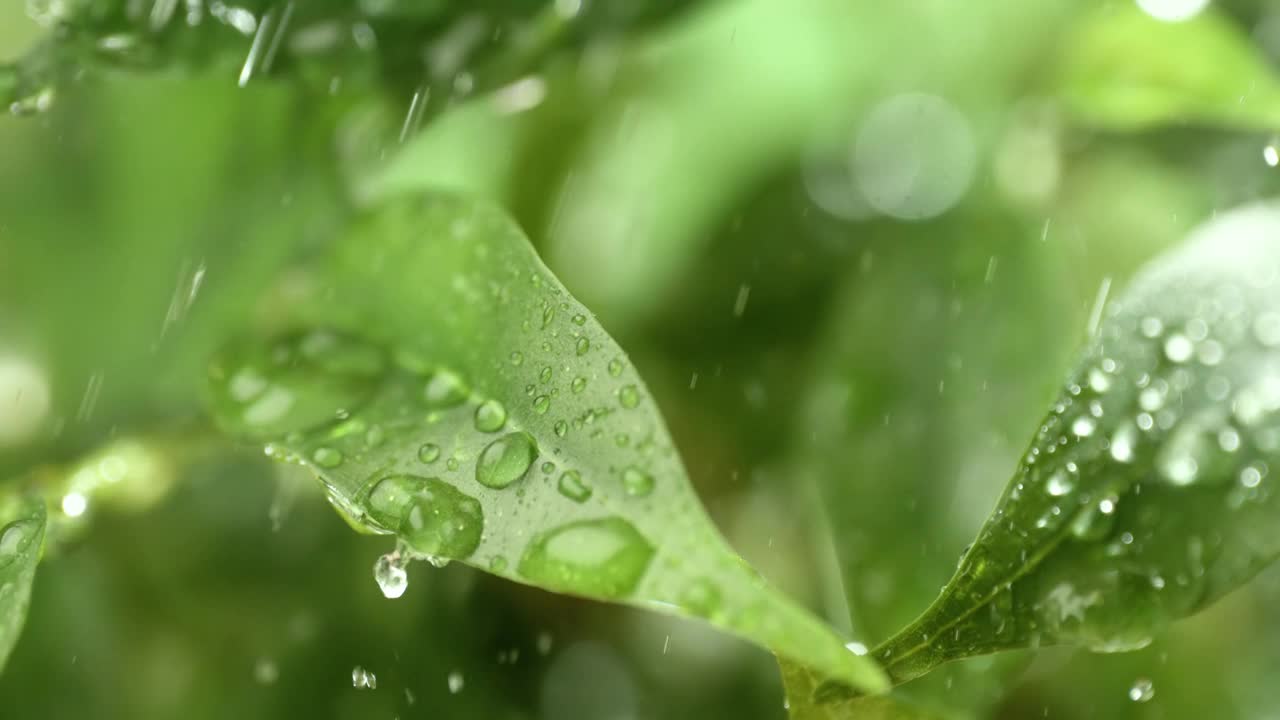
[554,420,568,437]
[1071,416,1096,437]
[510,351,524,366]
[557,470,592,503]
[575,337,590,356]
[418,443,441,463]
[571,377,587,394]
[539,366,553,384]
[533,395,551,414]
[607,358,624,377]
[571,314,587,326]
[617,385,640,409]
[1046,470,1074,496]
[474,399,508,432]
[476,432,538,489]
[1088,367,1111,393]
[312,447,343,468]
[1111,422,1137,463]
[622,467,654,497]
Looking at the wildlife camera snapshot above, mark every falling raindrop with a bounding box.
[1128,677,1155,703]
[352,665,377,689]
[374,552,408,599]
[447,670,465,694]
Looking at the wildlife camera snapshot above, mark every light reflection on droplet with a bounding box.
[1135,0,1208,23]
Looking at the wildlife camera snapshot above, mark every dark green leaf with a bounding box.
[875,203,1280,683]
[0,495,45,673]
[1054,4,1280,131]
[205,193,888,692]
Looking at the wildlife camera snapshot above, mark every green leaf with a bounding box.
[779,659,943,720]
[874,203,1280,683]
[0,495,45,673]
[1054,4,1280,131]
[204,193,888,693]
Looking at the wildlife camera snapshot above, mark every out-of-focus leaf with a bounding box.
[793,208,1081,714]
[204,193,888,692]
[0,495,45,673]
[0,71,341,479]
[1054,4,1280,131]
[780,659,943,720]
[875,203,1280,683]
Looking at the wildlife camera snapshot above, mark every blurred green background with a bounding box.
[5,0,1280,718]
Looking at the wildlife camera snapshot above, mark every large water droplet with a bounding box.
[476,432,538,489]
[365,475,484,559]
[517,517,655,598]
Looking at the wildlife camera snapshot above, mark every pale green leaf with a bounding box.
[205,193,888,692]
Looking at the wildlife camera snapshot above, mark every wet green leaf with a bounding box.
[0,495,45,673]
[875,203,1280,683]
[1054,4,1280,131]
[204,193,888,692]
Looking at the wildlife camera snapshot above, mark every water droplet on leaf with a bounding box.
[476,432,538,489]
